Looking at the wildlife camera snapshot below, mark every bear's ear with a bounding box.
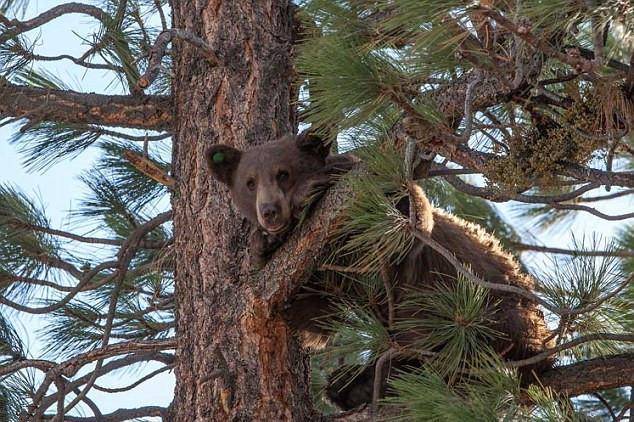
[205,145,242,185]
[296,130,330,160]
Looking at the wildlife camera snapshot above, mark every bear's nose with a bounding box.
[261,204,278,221]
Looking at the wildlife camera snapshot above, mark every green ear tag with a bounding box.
[212,152,225,164]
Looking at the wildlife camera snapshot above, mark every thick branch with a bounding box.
[0,81,172,130]
[43,406,168,421]
[536,353,634,398]
[255,183,351,308]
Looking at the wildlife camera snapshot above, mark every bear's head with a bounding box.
[205,131,329,235]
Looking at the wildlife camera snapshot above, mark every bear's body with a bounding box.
[206,133,552,409]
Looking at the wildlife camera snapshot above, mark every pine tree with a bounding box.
[0,1,632,421]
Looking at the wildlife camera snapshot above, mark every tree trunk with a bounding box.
[170,2,312,420]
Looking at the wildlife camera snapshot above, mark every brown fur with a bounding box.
[206,132,340,265]
[206,132,553,409]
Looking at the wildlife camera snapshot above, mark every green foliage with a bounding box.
[41,280,173,359]
[95,24,142,89]
[326,139,414,272]
[330,173,413,273]
[40,300,108,358]
[617,223,634,274]
[1,315,31,420]
[0,0,28,15]
[536,239,631,358]
[310,354,339,415]
[317,299,390,396]
[524,385,581,422]
[10,122,102,172]
[298,34,402,131]
[0,184,59,298]
[320,300,391,366]
[297,0,455,132]
[520,0,633,61]
[386,363,588,421]
[0,35,31,77]
[0,370,35,422]
[97,141,170,210]
[385,364,521,421]
[12,68,76,90]
[75,171,146,236]
[0,314,23,363]
[396,276,499,379]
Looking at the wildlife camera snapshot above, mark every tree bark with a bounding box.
[170,2,312,421]
[0,81,171,130]
[537,353,634,398]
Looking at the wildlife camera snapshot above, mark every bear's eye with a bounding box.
[276,170,290,183]
[246,179,256,191]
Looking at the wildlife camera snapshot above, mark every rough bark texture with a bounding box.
[0,81,172,130]
[170,2,312,421]
[255,183,351,306]
[537,352,634,398]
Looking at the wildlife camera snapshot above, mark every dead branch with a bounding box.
[135,29,220,92]
[123,150,176,188]
[38,353,173,411]
[0,2,140,90]
[0,3,109,43]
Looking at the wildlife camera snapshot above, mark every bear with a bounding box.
[205,131,553,409]
[205,131,354,267]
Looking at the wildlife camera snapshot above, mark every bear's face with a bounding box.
[205,132,329,234]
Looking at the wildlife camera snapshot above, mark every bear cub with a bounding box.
[206,131,552,409]
[206,131,352,267]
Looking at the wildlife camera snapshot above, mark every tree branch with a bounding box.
[0,211,171,314]
[0,3,109,43]
[0,80,172,130]
[38,353,174,411]
[254,182,351,308]
[507,333,634,368]
[511,242,634,258]
[135,29,220,92]
[536,353,634,398]
[478,7,600,75]
[43,406,168,421]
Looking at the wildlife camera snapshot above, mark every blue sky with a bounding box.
[0,0,630,417]
[0,1,173,416]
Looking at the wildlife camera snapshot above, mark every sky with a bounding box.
[0,0,173,417]
[0,0,631,418]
